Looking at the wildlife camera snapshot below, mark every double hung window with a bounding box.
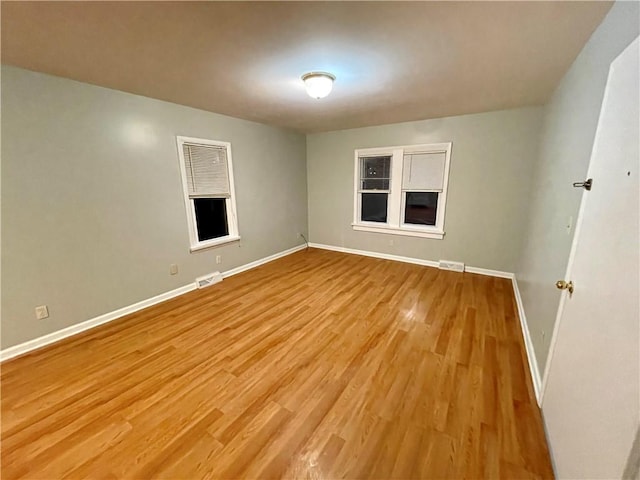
[176,136,240,251]
[353,143,452,239]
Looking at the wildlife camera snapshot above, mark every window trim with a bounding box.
[352,142,452,240]
[176,136,241,252]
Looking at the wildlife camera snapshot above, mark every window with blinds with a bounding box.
[182,144,230,198]
[176,136,240,251]
[402,152,446,191]
[401,151,447,226]
[353,143,452,239]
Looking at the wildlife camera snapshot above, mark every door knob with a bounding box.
[556,280,574,294]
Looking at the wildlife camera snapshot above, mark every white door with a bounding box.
[542,37,639,479]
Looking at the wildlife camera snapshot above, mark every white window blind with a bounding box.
[182,143,230,198]
[402,152,446,191]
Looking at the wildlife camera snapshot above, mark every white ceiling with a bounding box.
[1,1,612,133]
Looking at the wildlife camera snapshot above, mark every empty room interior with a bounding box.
[1,1,639,479]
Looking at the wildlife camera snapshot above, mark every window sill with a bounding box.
[352,224,444,240]
[190,235,241,252]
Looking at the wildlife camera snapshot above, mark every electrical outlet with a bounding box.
[169,264,178,275]
[216,255,222,264]
[35,305,49,320]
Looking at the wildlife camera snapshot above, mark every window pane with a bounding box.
[404,192,438,226]
[361,156,390,190]
[183,144,230,196]
[361,178,389,190]
[361,193,388,223]
[402,152,446,190]
[193,198,229,241]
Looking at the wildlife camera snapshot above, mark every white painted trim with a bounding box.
[352,224,444,239]
[464,265,514,279]
[222,244,307,278]
[307,242,541,404]
[0,243,307,362]
[511,276,543,404]
[308,242,439,268]
[353,142,452,241]
[355,142,452,155]
[308,243,518,278]
[189,235,241,252]
[0,283,196,362]
[175,136,241,252]
[1,239,541,410]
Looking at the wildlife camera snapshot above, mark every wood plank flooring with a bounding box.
[1,248,554,479]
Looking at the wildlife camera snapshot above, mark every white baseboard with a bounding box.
[308,242,440,268]
[308,242,541,404]
[464,265,514,279]
[0,243,307,362]
[308,243,515,278]
[511,276,542,404]
[2,241,542,407]
[222,244,307,278]
[0,283,196,362]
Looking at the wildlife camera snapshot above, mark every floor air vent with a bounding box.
[196,271,223,289]
[438,260,465,273]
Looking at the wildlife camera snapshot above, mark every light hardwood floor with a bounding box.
[1,248,554,479]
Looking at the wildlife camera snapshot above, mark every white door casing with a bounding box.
[541,37,639,478]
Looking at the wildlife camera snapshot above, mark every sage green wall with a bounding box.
[516,1,640,375]
[307,107,544,272]
[1,66,308,349]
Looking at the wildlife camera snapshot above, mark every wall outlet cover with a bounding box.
[35,305,49,320]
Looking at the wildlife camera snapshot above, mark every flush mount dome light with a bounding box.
[301,72,335,99]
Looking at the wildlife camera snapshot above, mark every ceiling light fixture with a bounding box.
[301,72,335,99]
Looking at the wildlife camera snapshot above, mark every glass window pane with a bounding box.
[361,178,390,190]
[361,193,388,223]
[360,156,391,191]
[194,198,229,241]
[404,192,438,226]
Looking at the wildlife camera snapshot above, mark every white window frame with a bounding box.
[352,142,452,240]
[176,136,241,252]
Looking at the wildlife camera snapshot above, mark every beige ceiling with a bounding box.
[1,1,612,133]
